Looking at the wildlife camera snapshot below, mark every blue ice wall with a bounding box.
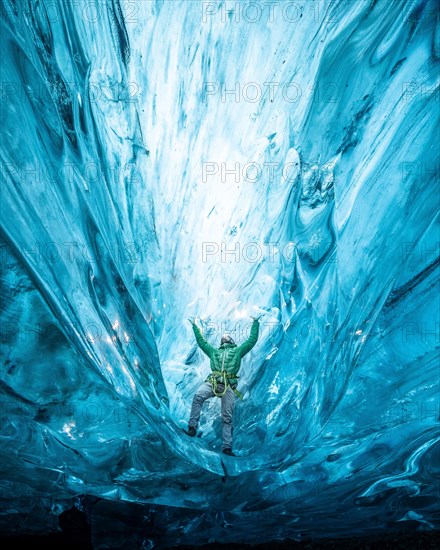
[0,0,439,545]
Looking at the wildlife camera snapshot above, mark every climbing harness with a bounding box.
[206,348,244,400]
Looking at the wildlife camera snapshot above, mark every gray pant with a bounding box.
[188,381,236,450]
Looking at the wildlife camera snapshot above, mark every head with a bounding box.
[220,334,235,346]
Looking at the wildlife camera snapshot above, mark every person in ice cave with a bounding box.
[185,315,261,456]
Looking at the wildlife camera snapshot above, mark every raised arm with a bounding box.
[189,320,216,358]
[237,317,260,358]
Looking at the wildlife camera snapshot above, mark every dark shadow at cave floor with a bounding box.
[0,530,439,549]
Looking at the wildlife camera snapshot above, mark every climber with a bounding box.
[185,314,261,456]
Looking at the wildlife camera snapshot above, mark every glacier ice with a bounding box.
[0,0,439,546]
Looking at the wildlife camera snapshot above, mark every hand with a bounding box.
[188,318,195,325]
[250,314,263,321]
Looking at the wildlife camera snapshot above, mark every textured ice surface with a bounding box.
[0,0,439,545]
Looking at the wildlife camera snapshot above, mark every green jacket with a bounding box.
[191,319,260,386]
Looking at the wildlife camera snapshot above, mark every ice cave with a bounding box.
[0,0,439,547]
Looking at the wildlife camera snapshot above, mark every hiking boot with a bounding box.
[222,448,236,456]
[185,426,196,437]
